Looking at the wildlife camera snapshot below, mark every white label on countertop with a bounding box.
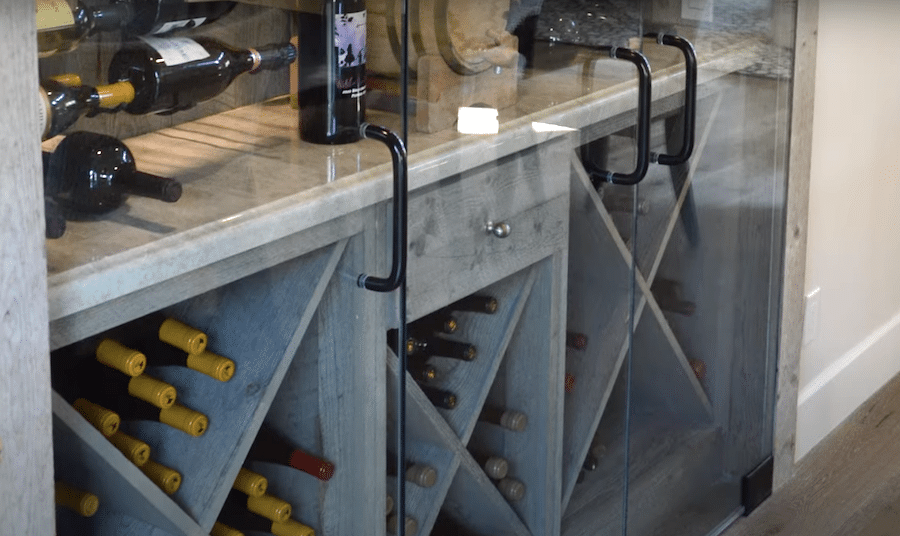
[140,36,209,66]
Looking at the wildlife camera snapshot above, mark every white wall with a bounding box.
[796,0,900,459]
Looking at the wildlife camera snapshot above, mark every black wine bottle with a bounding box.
[445,295,499,314]
[107,36,296,115]
[419,385,458,409]
[142,338,235,382]
[222,489,292,524]
[407,361,438,383]
[432,511,481,536]
[296,0,366,144]
[39,78,134,140]
[216,503,315,536]
[387,330,477,361]
[125,0,236,36]
[248,425,335,482]
[386,451,437,488]
[44,196,66,239]
[478,406,527,432]
[55,481,99,517]
[565,331,588,351]
[409,310,458,335]
[44,132,182,215]
[470,451,508,480]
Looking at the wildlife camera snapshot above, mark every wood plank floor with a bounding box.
[723,371,900,536]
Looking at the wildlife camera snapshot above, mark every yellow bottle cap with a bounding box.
[127,375,177,409]
[73,398,120,437]
[96,339,146,377]
[247,494,292,523]
[55,482,99,517]
[186,350,235,382]
[49,73,82,87]
[233,467,268,497]
[211,522,245,536]
[141,459,181,495]
[96,81,135,109]
[108,431,150,467]
[158,318,207,354]
[159,403,208,437]
[271,519,316,536]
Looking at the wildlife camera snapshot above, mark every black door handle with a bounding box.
[645,33,696,166]
[586,46,651,188]
[357,123,408,293]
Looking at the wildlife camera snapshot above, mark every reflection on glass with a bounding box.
[457,106,500,135]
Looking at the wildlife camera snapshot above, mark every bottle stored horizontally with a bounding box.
[419,384,458,410]
[386,514,417,536]
[55,481,99,517]
[232,467,268,498]
[44,132,182,215]
[108,430,151,466]
[296,0,366,144]
[444,295,498,314]
[44,197,66,239]
[565,331,588,351]
[131,314,208,355]
[140,458,182,494]
[497,477,525,501]
[217,503,315,536]
[142,338,235,382]
[386,451,437,488]
[470,451,508,480]
[407,361,438,384]
[387,330,477,362]
[110,395,208,437]
[409,311,458,335]
[248,425,335,482]
[478,406,527,432]
[36,0,236,57]
[223,489,292,523]
[107,36,296,115]
[39,78,134,140]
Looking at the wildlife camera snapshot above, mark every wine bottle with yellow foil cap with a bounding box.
[55,482,99,517]
[114,398,208,437]
[95,339,146,377]
[217,502,315,536]
[107,430,151,467]
[248,425,335,482]
[140,458,182,494]
[52,366,121,437]
[80,366,177,410]
[223,489,292,523]
[130,313,207,355]
[141,338,234,382]
[211,522,245,536]
[39,78,134,140]
[232,467,268,497]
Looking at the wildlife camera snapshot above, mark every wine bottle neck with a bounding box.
[117,170,183,203]
[87,1,134,34]
[248,42,298,73]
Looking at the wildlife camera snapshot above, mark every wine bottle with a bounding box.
[296,0,366,144]
[419,385,458,410]
[132,314,208,355]
[233,467,268,497]
[107,36,296,116]
[37,0,236,57]
[386,514,418,536]
[223,489,292,523]
[564,372,576,393]
[478,406,527,432]
[55,482,99,517]
[210,522,245,536]
[409,311,458,335]
[470,451,508,480]
[84,365,177,410]
[39,79,135,140]
[95,339,147,377]
[651,278,696,317]
[140,458,182,494]
[407,361,438,383]
[497,477,525,501]
[385,495,394,516]
[44,132,182,215]
[53,382,120,437]
[248,425,335,481]
[108,430,151,466]
[689,358,706,381]
[114,397,208,437]
[386,452,437,488]
[445,295,498,314]
[142,338,235,382]
[44,196,67,239]
[432,512,480,536]
[565,331,588,351]
[387,330,477,362]
[217,503,315,536]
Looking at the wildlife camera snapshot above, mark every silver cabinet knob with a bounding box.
[485,220,511,238]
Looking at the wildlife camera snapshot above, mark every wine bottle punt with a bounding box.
[471,452,508,480]
[218,503,314,536]
[296,0,366,144]
[135,314,208,355]
[445,295,498,314]
[478,406,527,432]
[386,514,418,536]
[44,132,182,214]
[386,452,437,488]
[249,425,335,481]
[223,489,292,523]
[55,482,99,517]
[143,338,234,382]
[40,79,134,140]
[233,467,268,497]
[107,36,296,116]
[419,385,458,410]
[108,430,151,466]
[140,458,182,494]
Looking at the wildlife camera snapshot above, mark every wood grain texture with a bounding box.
[0,0,54,534]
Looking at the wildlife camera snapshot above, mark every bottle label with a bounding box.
[151,17,208,36]
[140,36,210,66]
[335,10,366,99]
[36,0,75,32]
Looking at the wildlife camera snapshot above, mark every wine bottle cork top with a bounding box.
[500,410,528,432]
[233,467,268,497]
[444,318,459,333]
[405,464,437,488]
[462,345,477,361]
[211,522,245,536]
[247,494,292,523]
[271,519,315,536]
[482,456,509,480]
[73,398,120,437]
[141,460,181,494]
[108,431,150,467]
[186,351,235,382]
[55,482,99,517]
[159,404,208,437]
[484,297,499,313]
[498,478,525,501]
[127,375,177,409]
[386,515,418,535]
[96,81,135,109]
[445,393,458,409]
[158,318,207,354]
[96,339,146,376]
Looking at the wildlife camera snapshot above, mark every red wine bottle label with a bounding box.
[335,10,366,100]
[152,17,208,35]
[140,36,210,66]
